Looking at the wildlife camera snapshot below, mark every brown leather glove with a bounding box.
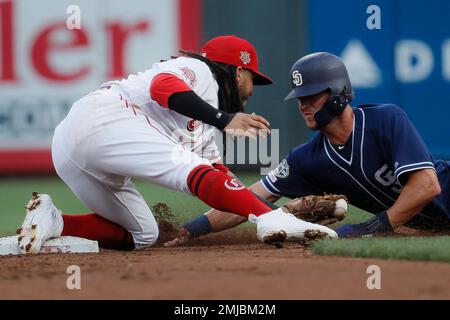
[283,194,348,225]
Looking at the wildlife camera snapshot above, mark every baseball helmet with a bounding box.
[285,52,354,101]
[284,52,354,128]
[201,35,272,85]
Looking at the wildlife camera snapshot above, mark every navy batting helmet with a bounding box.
[285,52,354,128]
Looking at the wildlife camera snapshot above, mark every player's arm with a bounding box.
[150,73,269,136]
[164,155,307,246]
[336,107,441,237]
[386,111,441,227]
[386,168,441,227]
[189,153,309,236]
[206,180,280,233]
[336,168,441,237]
[164,181,280,246]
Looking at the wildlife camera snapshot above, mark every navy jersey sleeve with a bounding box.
[261,148,319,198]
[385,105,435,185]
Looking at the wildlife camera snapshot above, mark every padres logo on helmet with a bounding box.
[285,52,355,128]
[292,70,303,87]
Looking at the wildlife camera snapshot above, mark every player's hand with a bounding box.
[163,227,192,247]
[335,211,393,237]
[224,112,270,139]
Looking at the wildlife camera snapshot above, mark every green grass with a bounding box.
[313,236,450,262]
[3,174,448,263]
[0,172,371,236]
[0,172,267,235]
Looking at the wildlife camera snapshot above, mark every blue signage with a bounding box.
[308,0,450,158]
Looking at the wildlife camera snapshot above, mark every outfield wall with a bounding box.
[0,0,201,174]
[1,0,448,175]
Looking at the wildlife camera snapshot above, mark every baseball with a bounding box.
[334,199,348,217]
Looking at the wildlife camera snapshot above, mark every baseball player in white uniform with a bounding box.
[17,36,337,254]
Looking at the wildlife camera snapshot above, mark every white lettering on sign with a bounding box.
[341,38,450,88]
[341,39,382,88]
[0,0,180,153]
[442,40,450,81]
[396,40,434,83]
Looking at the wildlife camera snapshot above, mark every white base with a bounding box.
[0,235,99,255]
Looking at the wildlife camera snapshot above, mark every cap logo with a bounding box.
[240,51,251,65]
[292,70,303,86]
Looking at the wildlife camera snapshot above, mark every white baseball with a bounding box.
[334,199,348,217]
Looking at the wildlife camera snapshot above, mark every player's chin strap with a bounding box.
[313,95,350,129]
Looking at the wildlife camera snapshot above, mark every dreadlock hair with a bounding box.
[175,50,244,114]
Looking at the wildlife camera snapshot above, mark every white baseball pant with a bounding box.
[52,89,211,248]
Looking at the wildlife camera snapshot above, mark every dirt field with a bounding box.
[1,229,450,300]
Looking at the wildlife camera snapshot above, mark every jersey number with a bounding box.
[374,164,403,194]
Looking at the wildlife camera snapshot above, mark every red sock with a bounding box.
[188,165,271,217]
[62,214,135,251]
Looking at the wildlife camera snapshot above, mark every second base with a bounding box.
[0,235,99,256]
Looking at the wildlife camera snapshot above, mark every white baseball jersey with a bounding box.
[52,57,223,248]
[102,57,221,163]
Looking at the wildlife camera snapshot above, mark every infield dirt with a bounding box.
[1,229,450,299]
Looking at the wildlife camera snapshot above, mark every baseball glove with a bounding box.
[282,194,348,226]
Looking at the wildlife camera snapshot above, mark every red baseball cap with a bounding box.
[201,35,272,85]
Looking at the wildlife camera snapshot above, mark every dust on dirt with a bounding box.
[151,202,183,244]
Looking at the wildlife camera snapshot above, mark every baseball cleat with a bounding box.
[18,192,64,254]
[249,208,338,244]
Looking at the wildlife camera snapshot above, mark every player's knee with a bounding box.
[133,225,159,249]
[133,221,159,250]
[143,232,159,247]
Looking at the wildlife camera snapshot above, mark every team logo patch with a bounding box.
[240,51,251,65]
[292,70,303,86]
[273,159,290,178]
[224,179,245,191]
[180,66,197,88]
[187,119,200,131]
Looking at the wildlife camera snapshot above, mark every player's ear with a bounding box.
[235,66,243,84]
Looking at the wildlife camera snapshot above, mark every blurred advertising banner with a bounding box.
[0,0,201,174]
[309,0,450,159]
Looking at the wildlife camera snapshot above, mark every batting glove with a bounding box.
[335,211,394,238]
